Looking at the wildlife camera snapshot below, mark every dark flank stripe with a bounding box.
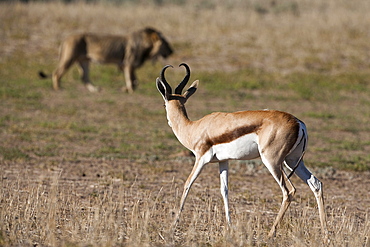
[199,125,261,156]
[211,125,260,145]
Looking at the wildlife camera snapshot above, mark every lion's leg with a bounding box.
[52,59,74,90]
[52,40,82,91]
[123,65,137,93]
[78,60,99,92]
[78,59,90,84]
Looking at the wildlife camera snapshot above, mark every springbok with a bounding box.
[156,63,328,237]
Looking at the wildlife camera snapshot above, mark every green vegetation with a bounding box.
[0,146,30,160]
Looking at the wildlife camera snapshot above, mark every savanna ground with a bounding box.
[1,0,370,246]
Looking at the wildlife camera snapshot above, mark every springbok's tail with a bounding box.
[285,120,307,179]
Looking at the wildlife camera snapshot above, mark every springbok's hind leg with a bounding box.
[286,158,328,237]
[260,153,296,237]
[303,166,327,235]
[268,171,296,237]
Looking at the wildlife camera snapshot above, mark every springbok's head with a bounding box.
[156,63,199,103]
[156,63,199,127]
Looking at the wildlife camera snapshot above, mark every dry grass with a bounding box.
[1,164,369,246]
[1,0,370,246]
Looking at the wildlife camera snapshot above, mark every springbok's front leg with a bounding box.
[173,158,206,227]
[219,161,231,226]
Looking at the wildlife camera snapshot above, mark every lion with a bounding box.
[39,27,173,93]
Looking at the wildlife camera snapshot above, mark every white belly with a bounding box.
[206,133,260,163]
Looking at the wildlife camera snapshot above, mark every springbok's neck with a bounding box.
[166,101,193,147]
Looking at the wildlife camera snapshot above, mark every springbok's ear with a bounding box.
[184,80,199,99]
[156,77,165,97]
[156,77,169,100]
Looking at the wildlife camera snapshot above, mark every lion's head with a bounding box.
[143,27,173,61]
[126,27,173,67]
[127,27,173,68]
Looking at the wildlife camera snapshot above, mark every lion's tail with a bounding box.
[38,71,50,79]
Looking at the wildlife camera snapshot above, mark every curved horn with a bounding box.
[175,63,191,94]
[160,65,173,94]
